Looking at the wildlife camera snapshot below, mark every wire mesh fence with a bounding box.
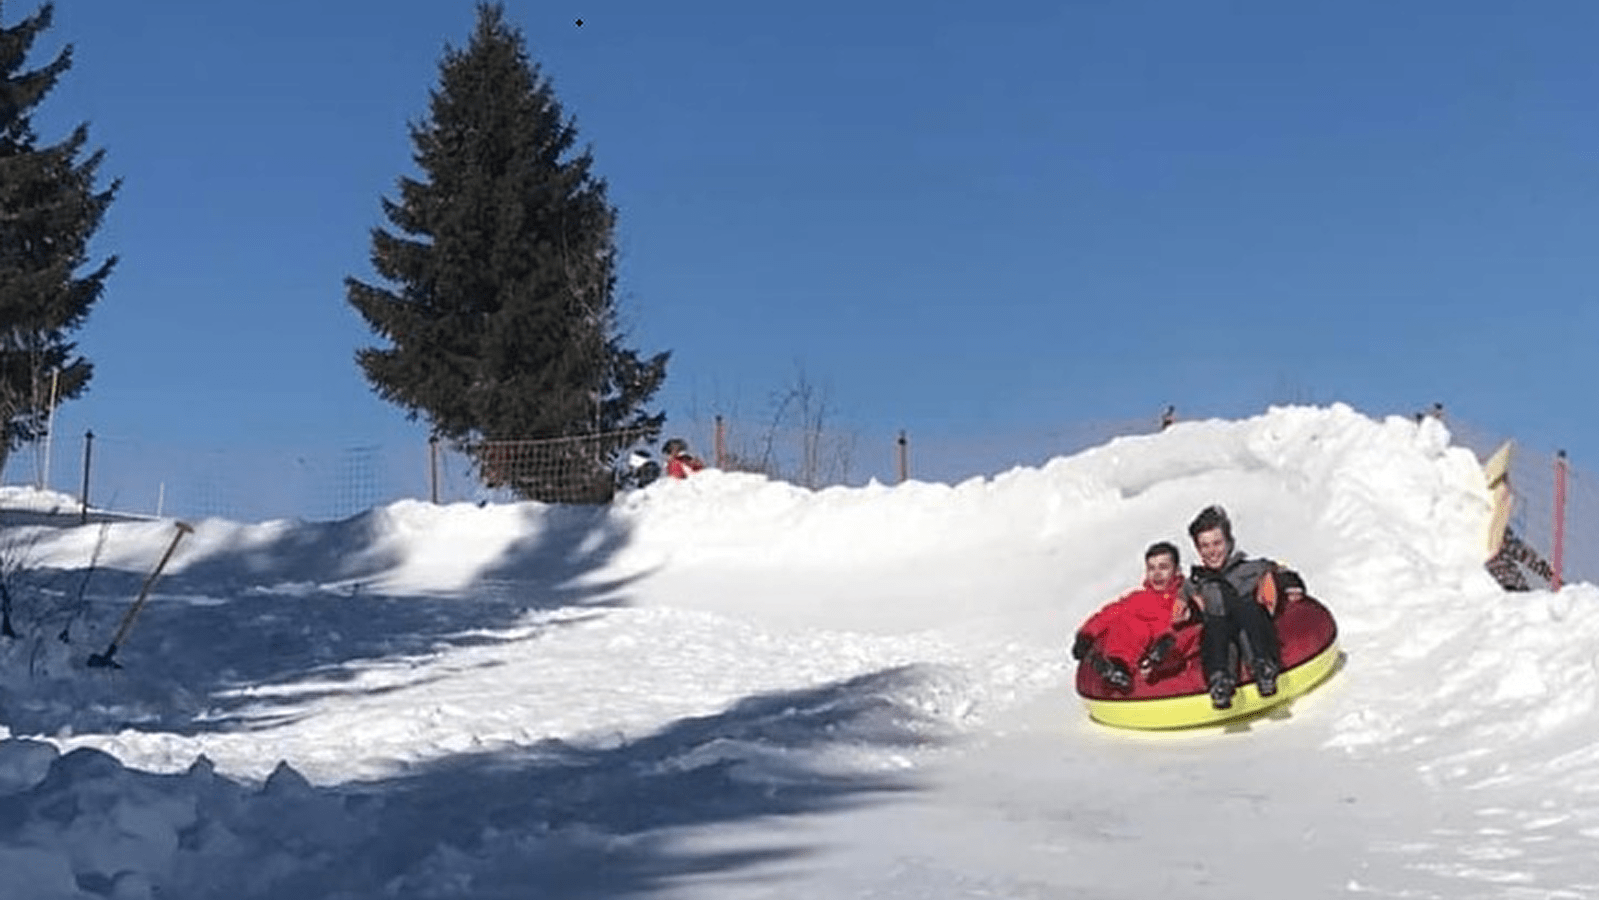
[1,412,1175,521]
[461,427,656,505]
[660,412,1167,489]
[0,430,414,523]
[1442,413,1599,589]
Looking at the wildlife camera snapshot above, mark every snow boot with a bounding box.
[1252,657,1280,698]
[1207,670,1235,710]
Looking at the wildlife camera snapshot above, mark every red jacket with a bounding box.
[1078,577,1193,669]
[666,453,705,479]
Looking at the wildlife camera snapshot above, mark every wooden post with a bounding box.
[40,367,59,490]
[79,430,95,524]
[896,430,909,484]
[714,415,727,469]
[429,435,441,504]
[1553,450,1568,590]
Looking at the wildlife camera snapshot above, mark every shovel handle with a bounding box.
[104,520,194,650]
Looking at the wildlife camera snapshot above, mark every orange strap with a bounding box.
[1256,570,1279,615]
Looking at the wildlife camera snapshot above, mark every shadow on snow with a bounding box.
[0,502,652,738]
[1,665,950,899]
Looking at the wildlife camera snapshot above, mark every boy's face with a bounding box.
[1195,527,1229,569]
[1145,553,1178,589]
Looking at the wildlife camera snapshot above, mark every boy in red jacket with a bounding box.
[1072,541,1198,690]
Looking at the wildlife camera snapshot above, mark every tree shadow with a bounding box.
[55,664,954,899]
[1,502,656,738]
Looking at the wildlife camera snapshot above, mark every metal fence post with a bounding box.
[79,429,94,524]
[896,430,908,484]
[429,435,440,504]
[1553,450,1568,590]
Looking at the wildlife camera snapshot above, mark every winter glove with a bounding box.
[1071,632,1095,661]
[1139,633,1177,671]
[1091,653,1133,691]
[1275,568,1306,599]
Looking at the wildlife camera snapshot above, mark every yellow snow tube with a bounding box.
[1076,595,1342,730]
[1080,637,1342,730]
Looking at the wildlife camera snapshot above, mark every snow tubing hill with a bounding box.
[1075,596,1341,730]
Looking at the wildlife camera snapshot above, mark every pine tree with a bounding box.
[0,2,119,477]
[347,3,667,503]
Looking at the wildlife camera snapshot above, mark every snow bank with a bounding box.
[0,404,1593,897]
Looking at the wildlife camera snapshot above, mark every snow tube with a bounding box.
[1076,596,1341,730]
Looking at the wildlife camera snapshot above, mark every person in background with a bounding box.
[627,449,661,488]
[663,438,706,479]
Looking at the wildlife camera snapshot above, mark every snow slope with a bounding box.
[0,403,1594,899]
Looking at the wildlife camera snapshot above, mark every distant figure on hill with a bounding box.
[627,449,661,488]
[1160,405,1176,430]
[663,438,706,479]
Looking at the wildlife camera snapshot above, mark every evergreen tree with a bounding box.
[0,2,119,477]
[347,3,667,503]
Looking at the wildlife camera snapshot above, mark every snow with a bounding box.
[0,403,1595,898]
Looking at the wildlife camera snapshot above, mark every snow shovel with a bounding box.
[87,520,194,669]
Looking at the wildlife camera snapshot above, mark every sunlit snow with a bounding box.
[0,404,1592,899]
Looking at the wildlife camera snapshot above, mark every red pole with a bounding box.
[1552,450,1568,590]
[714,415,726,468]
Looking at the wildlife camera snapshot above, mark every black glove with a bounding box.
[1091,653,1133,691]
[1275,568,1306,596]
[1139,633,1177,671]
[1071,632,1094,661]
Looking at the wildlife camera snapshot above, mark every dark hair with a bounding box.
[1187,504,1233,542]
[663,438,688,456]
[1144,541,1180,567]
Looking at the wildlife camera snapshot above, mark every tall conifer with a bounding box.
[0,2,119,474]
[348,3,667,502]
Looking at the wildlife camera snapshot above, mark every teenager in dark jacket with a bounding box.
[1181,505,1293,710]
[1072,541,1199,690]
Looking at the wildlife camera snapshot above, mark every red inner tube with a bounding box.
[1075,596,1339,701]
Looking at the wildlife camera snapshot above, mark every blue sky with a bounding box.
[8,1,1599,516]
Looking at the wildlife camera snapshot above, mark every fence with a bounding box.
[0,408,1175,522]
[1444,415,1599,590]
[5,407,1597,590]
[660,412,1164,489]
[3,429,434,523]
[450,427,657,505]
